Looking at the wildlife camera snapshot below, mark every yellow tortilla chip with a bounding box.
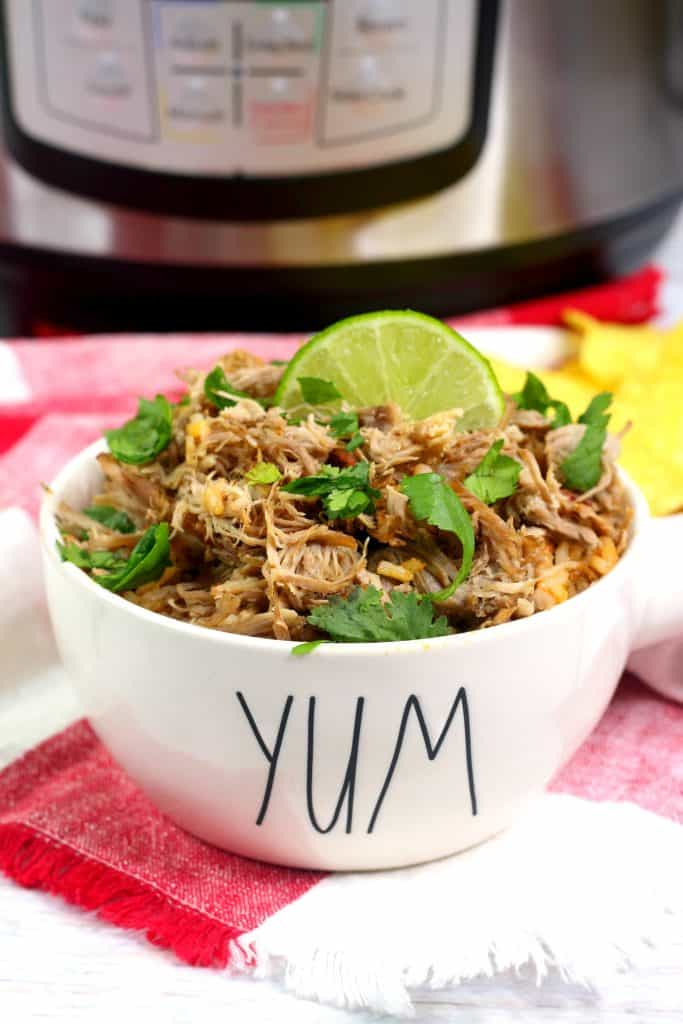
[564,310,663,389]
[490,312,683,515]
[486,357,525,397]
[661,321,683,369]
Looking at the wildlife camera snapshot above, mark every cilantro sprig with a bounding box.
[291,471,474,650]
[105,396,173,465]
[329,411,357,436]
[578,391,612,430]
[305,587,451,644]
[329,410,364,452]
[560,392,613,492]
[399,472,474,602]
[560,429,605,492]
[59,523,171,593]
[204,366,251,409]
[298,377,342,405]
[513,372,571,429]
[463,440,521,504]
[282,462,380,519]
[295,378,364,446]
[513,374,613,493]
[83,505,136,534]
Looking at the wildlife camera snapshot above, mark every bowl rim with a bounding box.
[40,437,649,659]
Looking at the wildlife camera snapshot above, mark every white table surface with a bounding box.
[3,211,683,1023]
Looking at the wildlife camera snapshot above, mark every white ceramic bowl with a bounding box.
[40,442,683,871]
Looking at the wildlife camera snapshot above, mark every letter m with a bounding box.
[367,689,477,833]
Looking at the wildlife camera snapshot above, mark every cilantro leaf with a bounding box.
[513,372,572,429]
[578,391,613,430]
[204,366,250,409]
[270,359,289,366]
[246,462,282,485]
[282,462,380,519]
[463,440,521,504]
[329,411,357,435]
[560,392,613,492]
[105,396,172,465]
[307,587,451,643]
[58,544,127,571]
[298,377,343,405]
[400,472,475,602]
[60,524,171,592]
[329,411,364,452]
[512,371,550,413]
[560,424,607,492]
[329,410,358,437]
[83,505,136,534]
[549,401,572,428]
[291,640,325,656]
[325,486,371,518]
[282,462,364,496]
[97,523,171,593]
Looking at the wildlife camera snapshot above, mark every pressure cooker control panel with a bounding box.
[4,0,477,177]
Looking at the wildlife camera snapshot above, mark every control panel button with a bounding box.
[357,54,399,97]
[247,73,313,145]
[86,51,130,97]
[356,0,409,38]
[169,15,222,55]
[159,4,229,65]
[77,0,114,30]
[72,0,140,44]
[165,74,227,124]
[325,53,404,119]
[244,4,318,55]
[331,0,420,52]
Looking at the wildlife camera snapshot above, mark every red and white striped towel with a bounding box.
[1,265,681,1015]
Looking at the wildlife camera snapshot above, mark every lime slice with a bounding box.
[274,310,504,430]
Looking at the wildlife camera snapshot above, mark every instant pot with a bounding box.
[1,0,683,334]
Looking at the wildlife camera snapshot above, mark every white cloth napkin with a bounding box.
[1,507,682,1016]
[629,639,683,703]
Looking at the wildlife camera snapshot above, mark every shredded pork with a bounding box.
[57,350,631,641]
